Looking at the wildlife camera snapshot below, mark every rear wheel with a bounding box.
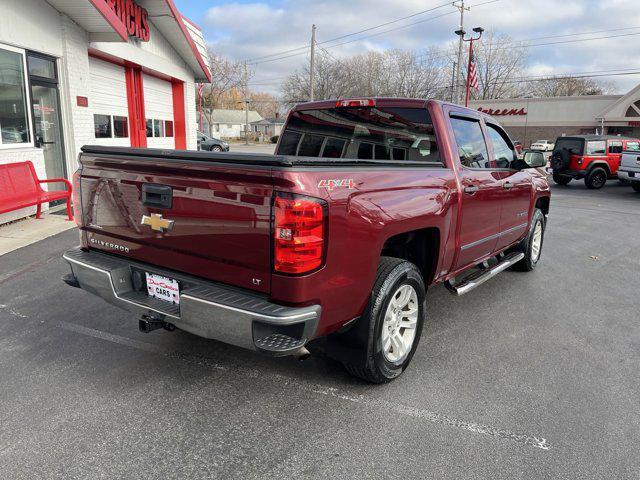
[585,167,608,189]
[511,209,546,272]
[342,257,425,384]
[632,182,640,193]
[552,173,571,186]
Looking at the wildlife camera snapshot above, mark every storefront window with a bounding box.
[0,45,31,147]
[28,56,56,80]
[165,120,174,137]
[113,116,129,138]
[153,119,164,137]
[146,119,153,137]
[94,114,111,138]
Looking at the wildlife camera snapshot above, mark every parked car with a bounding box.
[618,149,640,193]
[550,135,640,189]
[63,98,550,383]
[197,132,229,152]
[2,126,25,143]
[531,140,554,152]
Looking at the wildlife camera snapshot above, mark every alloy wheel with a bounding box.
[381,284,419,363]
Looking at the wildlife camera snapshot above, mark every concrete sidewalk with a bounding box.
[0,212,76,256]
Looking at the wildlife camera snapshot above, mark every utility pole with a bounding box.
[243,61,249,146]
[310,24,316,102]
[453,1,469,104]
[450,61,457,102]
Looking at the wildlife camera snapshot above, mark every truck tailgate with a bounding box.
[78,152,274,293]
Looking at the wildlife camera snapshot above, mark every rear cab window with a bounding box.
[277,105,443,166]
[625,141,640,152]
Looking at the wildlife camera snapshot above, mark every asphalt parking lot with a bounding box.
[1,180,639,479]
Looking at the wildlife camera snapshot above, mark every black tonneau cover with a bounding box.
[80,145,437,168]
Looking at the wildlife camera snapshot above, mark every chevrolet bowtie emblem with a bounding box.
[141,214,174,232]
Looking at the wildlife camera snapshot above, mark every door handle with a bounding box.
[463,185,479,194]
[502,182,514,190]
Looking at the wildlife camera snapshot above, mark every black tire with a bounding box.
[342,257,426,384]
[552,173,571,186]
[585,167,608,189]
[211,145,223,152]
[511,209,546,272]
[632,182,640,193]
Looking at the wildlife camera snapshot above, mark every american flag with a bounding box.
[468,50,479,92]
[197,83,204,97]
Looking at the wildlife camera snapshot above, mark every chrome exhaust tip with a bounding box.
[293,346,311,361]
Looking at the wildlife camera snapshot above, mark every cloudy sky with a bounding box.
[174,0,640,96]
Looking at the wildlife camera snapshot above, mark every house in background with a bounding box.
[250,117,285,138]
[202,109,262,138]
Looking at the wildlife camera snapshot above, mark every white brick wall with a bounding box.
[59,14,92,174]
[185,78,197,149]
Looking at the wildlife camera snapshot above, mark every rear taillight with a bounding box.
[274,194,326,275]
[335,99,375,108]
[71,168,83,227]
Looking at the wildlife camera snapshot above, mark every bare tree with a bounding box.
[280,48,449,106]
[526,76,614,97]
[469,32,530,100]
[200,49,246,135]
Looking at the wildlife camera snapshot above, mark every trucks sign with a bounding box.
[104,0,150,42]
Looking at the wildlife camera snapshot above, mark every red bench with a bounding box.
[0,161,73,221]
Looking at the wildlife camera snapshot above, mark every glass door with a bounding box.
[28,53,66,197]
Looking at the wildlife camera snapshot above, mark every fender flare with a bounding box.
[585,160,611,176]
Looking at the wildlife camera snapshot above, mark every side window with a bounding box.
[586,141,606,155]
[626,141,640,152]
[486,124,516,168]
[609,141,623,154]
[450,117,491,169]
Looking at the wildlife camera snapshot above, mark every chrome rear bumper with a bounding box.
[62,248,320,355]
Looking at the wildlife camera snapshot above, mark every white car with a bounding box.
[530,140,554,152]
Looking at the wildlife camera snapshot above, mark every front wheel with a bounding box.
[511,208,546,272]
[632,182,640,193]
[585,167,608,189]
[211,145,223,152]
[342,257,426,384]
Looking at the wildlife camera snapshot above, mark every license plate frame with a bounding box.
[146,272,180,305]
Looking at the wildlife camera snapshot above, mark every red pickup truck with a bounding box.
[63,98,550,383]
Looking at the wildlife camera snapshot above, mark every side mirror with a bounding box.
[522,151,546,168]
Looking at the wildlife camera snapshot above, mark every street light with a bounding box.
[455,26,484,107]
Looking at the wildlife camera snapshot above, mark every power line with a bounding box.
[416,26,640,62]
[244,0,453,63]
[249,0,500,65]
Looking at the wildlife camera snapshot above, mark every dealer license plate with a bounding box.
[146,273,180,305]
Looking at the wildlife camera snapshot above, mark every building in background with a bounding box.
[470,85,640,148]
[251,117,285,138]
[0,0,211,225]
[202,109,263,139]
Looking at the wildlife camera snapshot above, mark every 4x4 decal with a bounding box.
[318,179,355,190]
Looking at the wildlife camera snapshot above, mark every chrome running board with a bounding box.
[445,252,525,296]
